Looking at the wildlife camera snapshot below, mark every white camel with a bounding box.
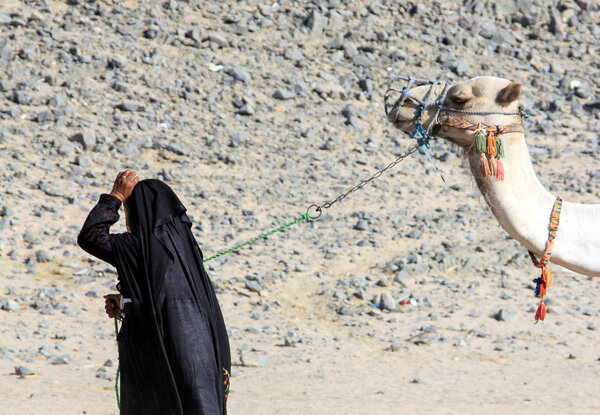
[386,76,600,277]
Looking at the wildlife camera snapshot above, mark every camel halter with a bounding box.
[384,76,526,181]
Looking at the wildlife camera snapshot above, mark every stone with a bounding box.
[70,130,97,150]
[226,66,252,83]
[240,350,268,367]
[0,79,10,92]
[493,308,515,322]
[9,90,31,105]
[273,89,295,100]
[51,355,71,365]
[245,280,262,294]
[0,13,11,26]
[35,249,52,263]
[304,10,327,33]
[205,32,228,48]
[379,292,396,311]
[117,100,140,112]
[14,366,34,377]
[0,298,19,312]
[353,219,369,231]
[74,155,92,167]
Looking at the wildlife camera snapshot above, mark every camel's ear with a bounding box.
[496,82,522,105]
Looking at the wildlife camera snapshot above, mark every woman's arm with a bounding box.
[77,193,123,266]
[77,170,140,266]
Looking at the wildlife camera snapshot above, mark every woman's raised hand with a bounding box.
[110,169,140,202]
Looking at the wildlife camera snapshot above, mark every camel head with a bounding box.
[385,76,523,149]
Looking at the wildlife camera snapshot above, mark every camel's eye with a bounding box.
[451,96,469,105]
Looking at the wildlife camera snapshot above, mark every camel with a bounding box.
[385,76,600,278]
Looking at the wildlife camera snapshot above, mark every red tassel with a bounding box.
[535,300,546,323]
[479,152,490,176]
[496,159,504,180]
[538,282,546,297]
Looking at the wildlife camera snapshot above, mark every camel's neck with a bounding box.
[467,132,600,277]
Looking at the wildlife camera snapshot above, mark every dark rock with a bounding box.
[9,91,31,105]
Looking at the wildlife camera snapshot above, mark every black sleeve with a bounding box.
[77,193,124,267]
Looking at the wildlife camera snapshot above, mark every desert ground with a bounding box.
[1,1,599,414]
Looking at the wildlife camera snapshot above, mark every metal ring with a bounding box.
[306,204,322,220]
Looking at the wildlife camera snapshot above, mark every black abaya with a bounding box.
[78,180,231,415]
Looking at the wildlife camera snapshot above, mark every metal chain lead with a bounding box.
[307,141,427,219]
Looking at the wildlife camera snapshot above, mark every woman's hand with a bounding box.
[110,169,140,202]
[103,294,121,319]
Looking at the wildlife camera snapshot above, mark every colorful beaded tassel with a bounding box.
[474,127,504,180]
[528,197,562,324]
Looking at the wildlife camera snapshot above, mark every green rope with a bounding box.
[114,317,121,410]
[203,212,311,262]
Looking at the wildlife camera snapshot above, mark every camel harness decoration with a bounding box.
[384,75,600,322]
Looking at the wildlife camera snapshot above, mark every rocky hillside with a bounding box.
[1,1,599,414]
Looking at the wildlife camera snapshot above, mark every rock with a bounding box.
[273,89,295,100]
[0,298,19,312]
[9,90,31,105]
[236,104,254,115]
[116,100,140,112]
[51,355,71,365]
[411,378,431,384]
[14,366,34,377]
[304,10,327,33]
[205,32,229,48]
[0,79,10,92]
[0,13,11,26]
[245,280,262,294]
[379,292,396,311]
[493,308,515,322]
[406,228,423,239]
[35,249,52,263]
[70,130,97,150]
[284,331,301,347]
[353,219,369,231]
[74,155,92,167]
[226,66,252,83]
[107,55,127,70]
[240,350,268,367]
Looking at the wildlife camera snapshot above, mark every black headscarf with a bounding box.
[110,179,230,414]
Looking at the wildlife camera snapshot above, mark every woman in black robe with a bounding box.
[77,170,231,415]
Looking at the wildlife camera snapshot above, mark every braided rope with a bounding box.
[529,197,563,323]
[202,212,311,263]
